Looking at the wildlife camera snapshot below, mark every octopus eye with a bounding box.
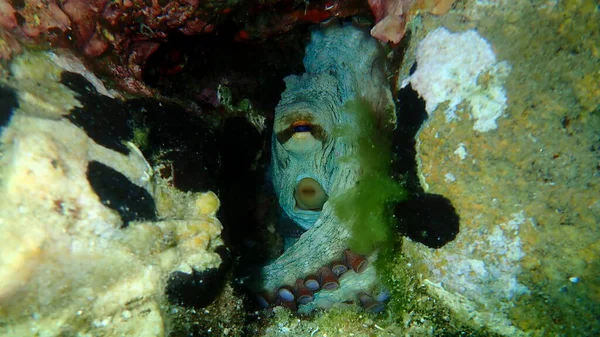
[292,121,312,133]
[275,119,324,146]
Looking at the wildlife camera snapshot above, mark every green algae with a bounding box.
[131,124,151,151]
[217,84,255,116]
[259,305,400,337]
[328,99,493,336]
[331,99,407,255]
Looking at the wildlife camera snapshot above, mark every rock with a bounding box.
[394,0,600,335]
[0,51,225,337]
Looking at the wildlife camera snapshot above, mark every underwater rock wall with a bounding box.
[0,52,225,336]
[395,0,600,335]
[0,0,372,95]
[0,0,598,336]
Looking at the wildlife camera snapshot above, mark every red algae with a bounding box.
[368,0,455,43]
[0,0,401,94]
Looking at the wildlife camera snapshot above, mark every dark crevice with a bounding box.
[216,117,269,265]
[140,102,221,193]
[14,12,26,27]
[392,84,460,248]
[142,29,307,114]
[166,246,232,309]
[141,26,305,280]
[392,83,428,191]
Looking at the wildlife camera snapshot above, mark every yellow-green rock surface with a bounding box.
[396,0,600,335]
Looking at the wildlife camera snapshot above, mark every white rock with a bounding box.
[406,27,511,132]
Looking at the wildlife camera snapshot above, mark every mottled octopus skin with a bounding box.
[260,23,395,297]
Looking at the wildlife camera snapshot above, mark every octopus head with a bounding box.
[271,104,338,230]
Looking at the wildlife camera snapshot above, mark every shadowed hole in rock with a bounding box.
[0,85,18,133]
[139,27,315,312]
[135,23,460,317]
[12,0,25,10]
[136,19,458,312]
[62,72,134,155]
[166,246,232,309]
[86,160,157,227]
[61,71,221,192]
[395,193,459,248]
[14,12,25,26]
[143,28,306,112]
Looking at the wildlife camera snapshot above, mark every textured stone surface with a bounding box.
[395,0,600,335]
[405,27,510,132]
[0,52,224,337]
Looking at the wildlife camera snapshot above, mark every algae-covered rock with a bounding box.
[1,1,598,336]
[0,52,226,337]
[392,0,600,335]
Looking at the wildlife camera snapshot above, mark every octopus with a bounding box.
[254,21,397,313]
